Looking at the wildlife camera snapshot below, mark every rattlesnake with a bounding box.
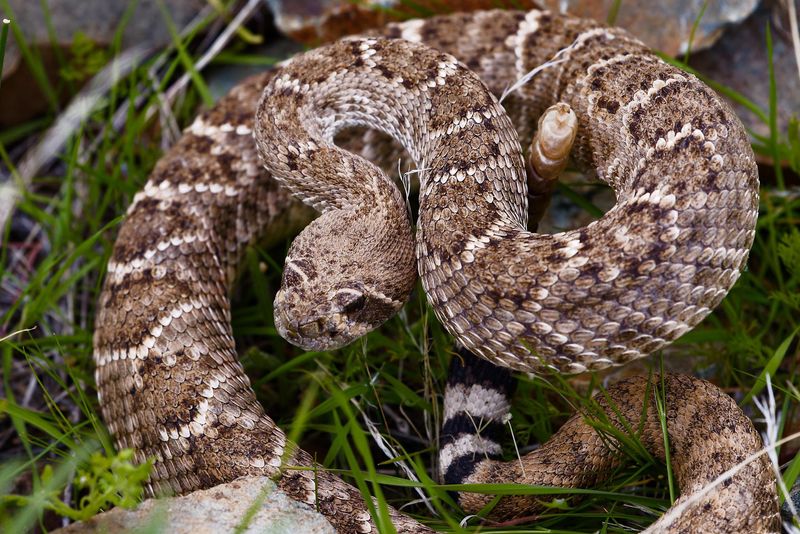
[93,8,780,533]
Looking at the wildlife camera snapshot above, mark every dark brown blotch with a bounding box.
[596,96,619,114]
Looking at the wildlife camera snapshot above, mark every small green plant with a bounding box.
[2,449,151,522]
[70,449,151,519]
[58,31,110,82]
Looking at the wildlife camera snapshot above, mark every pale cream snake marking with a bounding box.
[93,8,780,533]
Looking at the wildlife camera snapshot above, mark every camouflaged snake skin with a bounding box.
[94,8,779,533]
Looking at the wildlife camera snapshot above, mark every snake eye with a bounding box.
[334,289,367,313]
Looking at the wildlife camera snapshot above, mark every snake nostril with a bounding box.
[298,319,321,337]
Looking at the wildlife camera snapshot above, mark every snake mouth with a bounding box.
[274,302,357,352]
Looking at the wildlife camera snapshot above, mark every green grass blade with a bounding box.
[682,0,708,64]
[606,0,622,25]
[765,22,784,189]
[655,365,676,504]
[0,1,59,110]
[0,397,78,451]
[0,16,10,93]
[742,326,800,405]
[556,182,605,218]
[156,0,213,107]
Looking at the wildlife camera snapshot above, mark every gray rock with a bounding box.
[52,477,335,534]
[689,2,800,142]
[539,0,759,56]
[265,0,758,56]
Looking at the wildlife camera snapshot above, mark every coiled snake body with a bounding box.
[94,8,779,533]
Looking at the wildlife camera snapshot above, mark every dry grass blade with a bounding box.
[787,0,800,86]
[0,46,147,229]
[164,0,263,104]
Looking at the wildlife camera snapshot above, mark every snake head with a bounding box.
[273,209,416,351]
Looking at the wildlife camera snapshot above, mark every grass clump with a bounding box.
[1,2,799,533]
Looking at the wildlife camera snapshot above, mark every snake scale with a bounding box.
[93,7,780,533]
